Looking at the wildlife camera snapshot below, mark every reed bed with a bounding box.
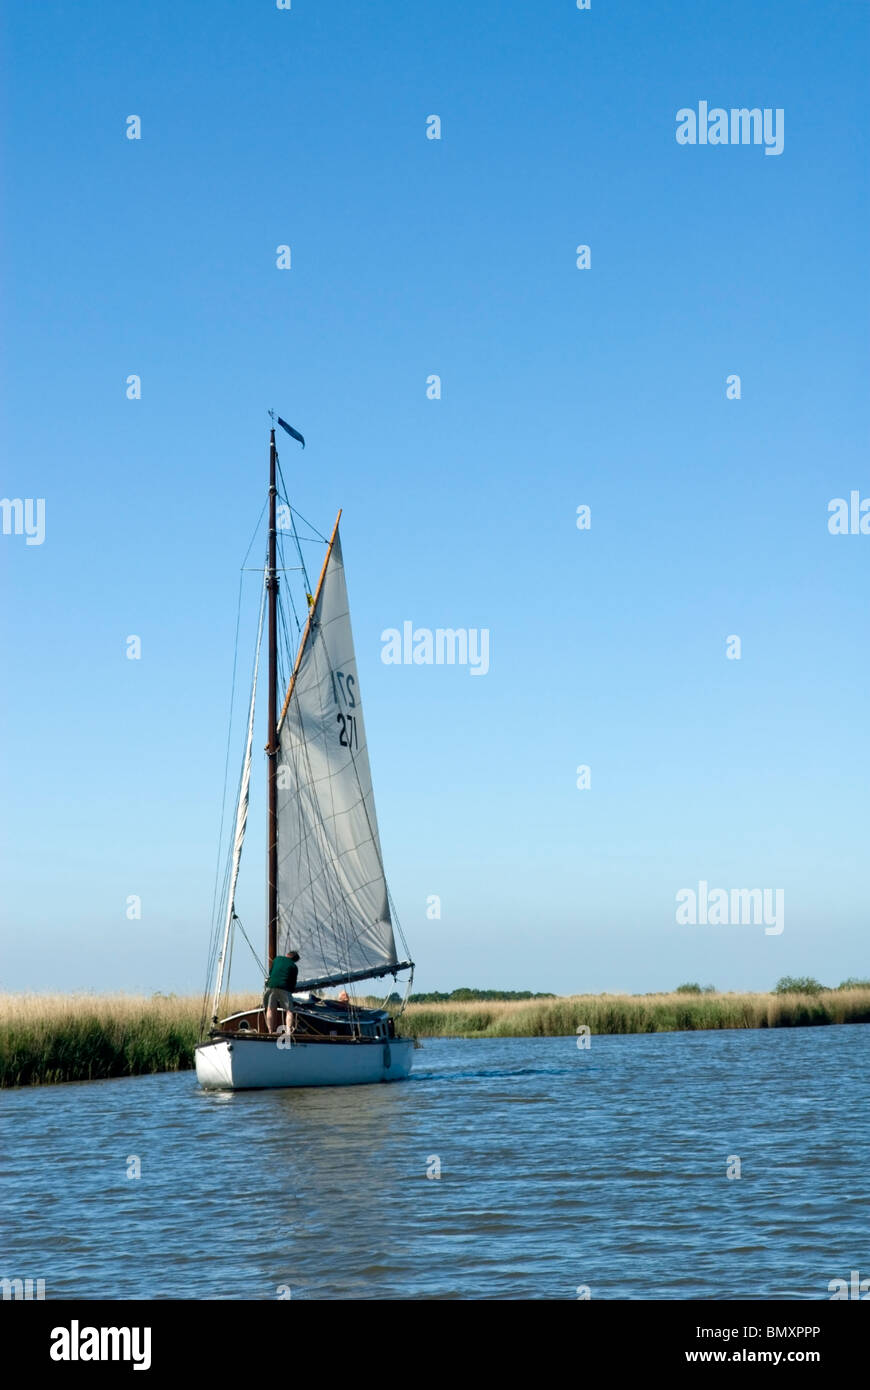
[0,992,256,1088]
[2,988,869,1086]
[397,989,870,1038]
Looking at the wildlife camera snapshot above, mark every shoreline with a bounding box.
[2,988,869,1087]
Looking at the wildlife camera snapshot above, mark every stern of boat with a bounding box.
[195,1017,416,1091]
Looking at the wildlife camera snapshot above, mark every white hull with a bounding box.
[195,1035,415,1090]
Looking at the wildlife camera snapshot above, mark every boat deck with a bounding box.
[211,998,398,1043]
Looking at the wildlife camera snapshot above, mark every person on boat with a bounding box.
[263,950,300,1034]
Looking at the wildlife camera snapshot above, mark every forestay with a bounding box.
[275,526,399,986]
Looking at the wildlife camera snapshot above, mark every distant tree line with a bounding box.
[386,979,869,1004]
[676,978,870,996]
[771,976,870,995]
[406,987,557,1003]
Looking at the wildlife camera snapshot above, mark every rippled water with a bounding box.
[3,1027,868,1299]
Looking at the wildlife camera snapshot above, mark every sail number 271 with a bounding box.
[331,670,359,752]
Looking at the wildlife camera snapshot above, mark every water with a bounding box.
[3,1027,868,1299]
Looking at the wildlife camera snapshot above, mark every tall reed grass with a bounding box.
[396,989,870,1038]
[2,988,869,1086]
[0,993,254,1087]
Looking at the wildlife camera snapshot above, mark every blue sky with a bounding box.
[1,0,867,996]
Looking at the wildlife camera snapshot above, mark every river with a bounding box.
[3,1026,867,1299]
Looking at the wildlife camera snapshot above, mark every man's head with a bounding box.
[286,950,301,962]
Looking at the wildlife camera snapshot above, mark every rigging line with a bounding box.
[205,498,269,952]
[275,562,301,705]
[273,536,287,696]
[274,506,326,546]
[241,496,269,568]
[280,603,299,673]
[234,914,266,977]
[386,882,411,963]
[207,570,268,1024]
[276,524,303,639]
[206,568,245,948]
[275,448,313,596]
[274,482,329,545]
[279,556,302,642]
[204,844,234,1007]
[280,607,297,674]
[204,845,234,1014]
[277,617,293,707]
[221,928,234,1015]
[203,593,254,1027]
[392,965,415,1020]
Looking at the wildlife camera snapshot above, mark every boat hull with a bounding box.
[195,1035,415,1090]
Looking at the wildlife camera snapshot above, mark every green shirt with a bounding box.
[265,956,298,993]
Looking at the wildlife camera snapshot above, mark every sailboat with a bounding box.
[195,419,415,1089]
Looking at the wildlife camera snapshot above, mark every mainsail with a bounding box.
[275,522,401,988]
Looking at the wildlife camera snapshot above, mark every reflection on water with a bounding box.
[3,1027,868,1299]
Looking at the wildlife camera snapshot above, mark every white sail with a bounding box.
[275,524,399,986]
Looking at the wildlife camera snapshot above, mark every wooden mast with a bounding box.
[266,427,279,971]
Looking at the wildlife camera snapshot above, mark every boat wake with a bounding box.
[409,1064,596,1083]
